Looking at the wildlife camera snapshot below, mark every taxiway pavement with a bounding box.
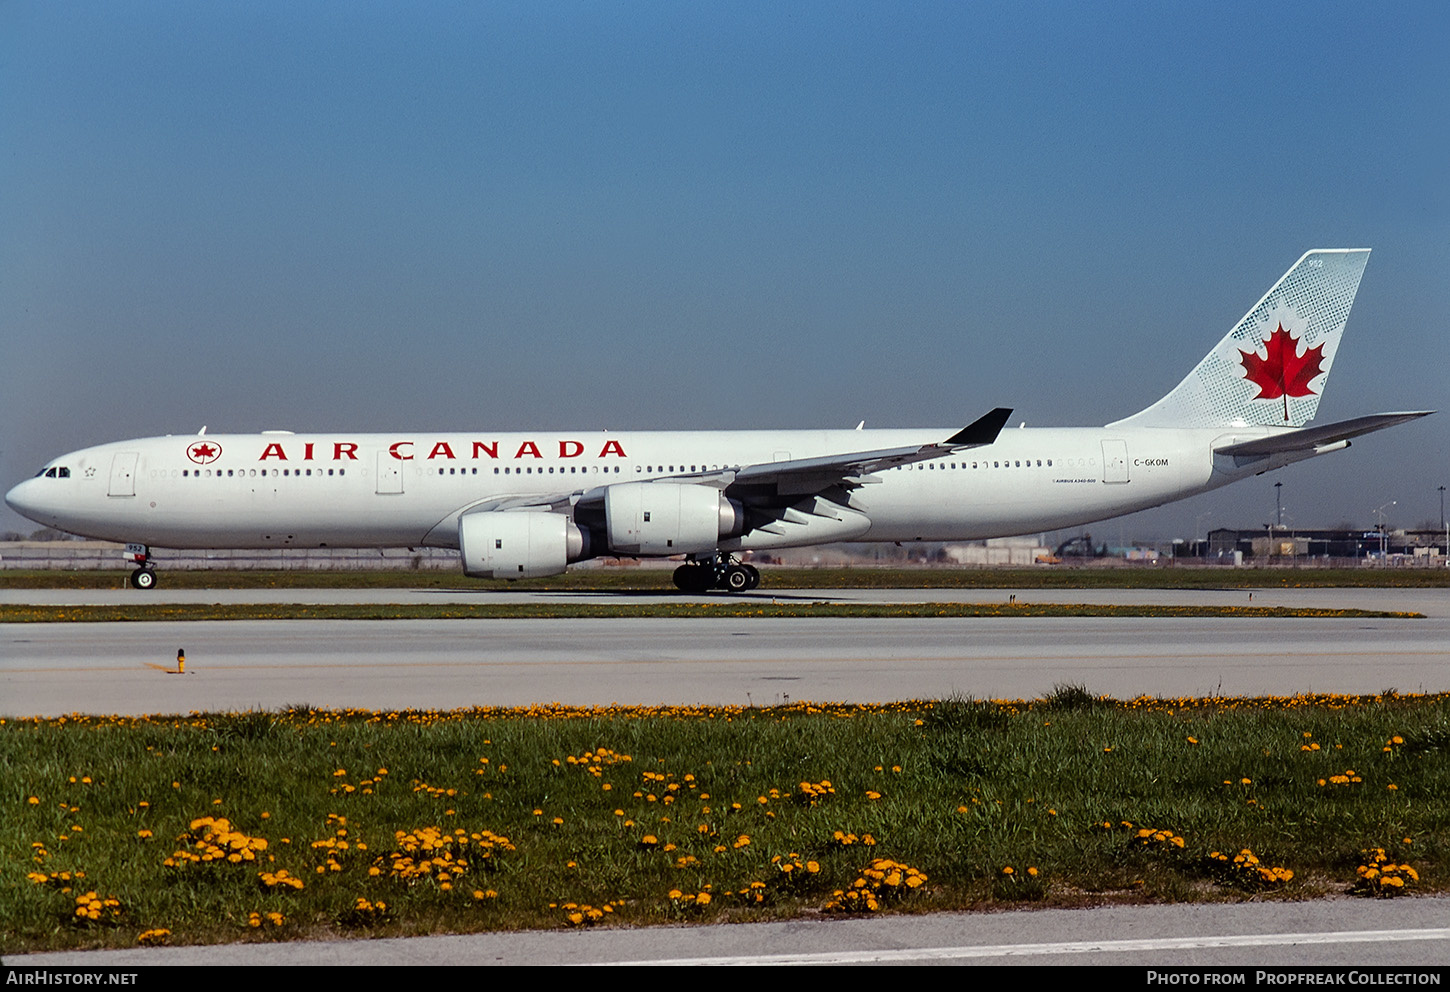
[3,587,1447,716]
[11,894,1450,966]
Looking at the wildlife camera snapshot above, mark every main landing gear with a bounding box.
[672,554,760,594]
[125,543,158,590]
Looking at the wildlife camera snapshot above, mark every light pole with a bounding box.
[1195,511,1213,555]
[1373,501,1396,561]
[1275,482,1283,529]
[1440,486,1447,559]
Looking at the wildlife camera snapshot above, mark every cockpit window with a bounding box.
[43,468,56,478]
[36,466,70,478]
[57,467,70,478]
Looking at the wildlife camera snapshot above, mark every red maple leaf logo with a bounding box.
[187,442,221,464]
[1239,324,1325,420]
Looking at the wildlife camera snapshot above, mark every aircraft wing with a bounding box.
[460,408,1012,528]
[456,491,581,514]
[1213,412,1433,457]
[726,407,1012,499]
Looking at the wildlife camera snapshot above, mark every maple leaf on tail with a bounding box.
[1239,324,1326,421]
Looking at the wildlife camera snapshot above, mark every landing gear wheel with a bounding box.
[722,565,752,593]
[131,567,158,590]
[672,564,714,593]
[742,564,760,590]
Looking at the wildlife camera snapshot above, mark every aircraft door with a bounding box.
[376,451,404,494]
[1101,440,1129,484]
[108,452,139,496]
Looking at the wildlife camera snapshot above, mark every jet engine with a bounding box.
[604,482,743,555]
[459,510,589,579]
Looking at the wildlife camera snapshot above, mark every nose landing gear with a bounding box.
[672,554,760,594]
[125,543,159,589]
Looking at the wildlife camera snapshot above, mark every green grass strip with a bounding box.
[0,602,1422,623]
[4,692,1448,952]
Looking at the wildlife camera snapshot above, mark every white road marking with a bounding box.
[607,926,1450,966]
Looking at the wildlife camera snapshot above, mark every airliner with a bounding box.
[5,249,1430,592]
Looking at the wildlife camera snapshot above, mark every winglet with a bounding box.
[945,408,1012,447]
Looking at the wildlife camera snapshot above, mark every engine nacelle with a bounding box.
[459,510,587,579]
[604,482,742,556]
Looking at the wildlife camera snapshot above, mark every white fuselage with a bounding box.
[5,425,1303,553]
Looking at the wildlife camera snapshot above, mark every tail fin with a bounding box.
[1109,249,1370,429]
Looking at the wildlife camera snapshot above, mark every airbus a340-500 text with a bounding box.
[6,249,1429,592]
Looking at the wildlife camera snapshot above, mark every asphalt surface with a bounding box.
[3,587,1448,716]
[9,895,1450,967]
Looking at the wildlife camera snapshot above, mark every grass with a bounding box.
[0,602,1422,623]
[4,565,1450,591]
[4,691,1447,953]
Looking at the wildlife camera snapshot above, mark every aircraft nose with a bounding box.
[5,478,50,525]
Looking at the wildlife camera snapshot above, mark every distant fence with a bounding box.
[4,542,1445,572]
[1172,554,1446,570]
[0,543,462,571]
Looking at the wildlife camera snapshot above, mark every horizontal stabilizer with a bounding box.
[1213,412,1433,457]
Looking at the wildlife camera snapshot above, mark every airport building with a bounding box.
[1185,528,1448,563]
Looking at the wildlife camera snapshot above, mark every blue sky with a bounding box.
[3,1,1447,540]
